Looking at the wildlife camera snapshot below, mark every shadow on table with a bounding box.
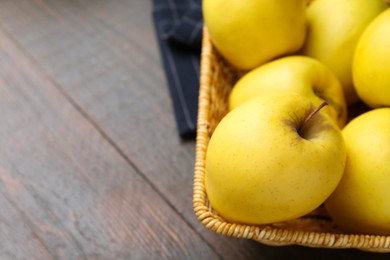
[234,238,389,260]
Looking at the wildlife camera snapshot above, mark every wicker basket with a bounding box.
[193,27,390,252]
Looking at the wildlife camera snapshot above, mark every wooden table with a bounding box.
[0,1,387,259]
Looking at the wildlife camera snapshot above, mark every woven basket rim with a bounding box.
[193,27,390,252]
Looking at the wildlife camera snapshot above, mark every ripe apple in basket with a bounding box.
[203,0,307,70]
[325,108,390,235]
[301,0,388,105]
[353,8,390,108]
[229,56,347,128]
[205,93,346,225]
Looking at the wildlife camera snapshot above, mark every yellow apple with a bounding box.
[205,93,346,225]
[325,108,390,235]
[202,0,307,70]
[229,56,347,128]
[353,8,390,108]
[302,0,388,105]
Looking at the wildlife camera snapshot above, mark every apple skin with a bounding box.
[229,56,347,128]
[325,108,390,235]
[205,93,346,225]
[302,0,388,105]
[353,9,390,108]
[203,0,306,70]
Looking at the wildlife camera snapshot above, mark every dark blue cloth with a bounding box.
[152,0,203,139]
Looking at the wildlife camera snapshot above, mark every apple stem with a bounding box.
[299,101,328,135]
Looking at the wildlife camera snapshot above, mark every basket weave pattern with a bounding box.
[193,28,390,252]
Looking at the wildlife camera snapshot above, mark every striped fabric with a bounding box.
[152,0,203,139]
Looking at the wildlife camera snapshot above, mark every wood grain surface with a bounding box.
[0,0,388,259]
